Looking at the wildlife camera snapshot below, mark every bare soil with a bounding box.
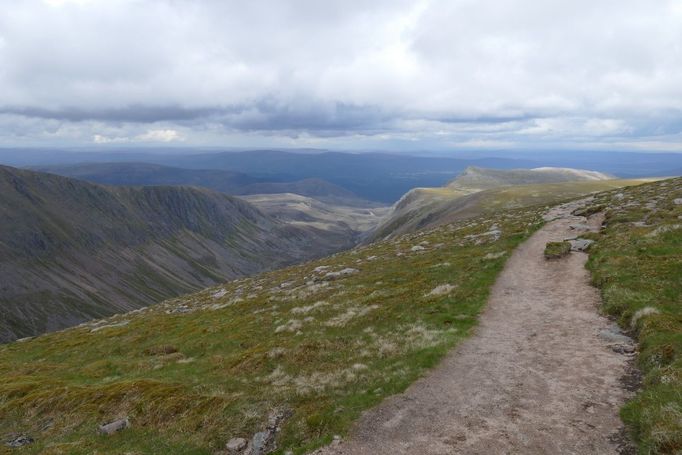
[313,200,636,454]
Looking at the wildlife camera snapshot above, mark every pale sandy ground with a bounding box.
[312,199,637,455]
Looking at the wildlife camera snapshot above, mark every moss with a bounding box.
[544,241,572,260]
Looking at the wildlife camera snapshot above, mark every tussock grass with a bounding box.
[544,241,572,260]
[585,177,682,454]
[0,206,546,454]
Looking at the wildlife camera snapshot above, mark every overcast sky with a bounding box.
[1,0,681,152]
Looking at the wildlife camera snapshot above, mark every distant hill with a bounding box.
[447,166,613,191]
[369,166,640,241]
[32,162,364,204]
[0,166,358,342]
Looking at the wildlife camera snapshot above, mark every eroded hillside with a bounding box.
[0,166,361,342]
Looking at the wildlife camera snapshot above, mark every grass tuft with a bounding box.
[544,241,572,260]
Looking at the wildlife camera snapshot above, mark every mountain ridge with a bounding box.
[0,165,357,342]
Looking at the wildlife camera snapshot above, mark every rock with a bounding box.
[225,437,248,454]
[424,284,457,297]
[410,245,425,252]
[247,409,293,455]
[313,266,331,273]
[674,198,682,205]
[611,344,636,355]
[250,431,270,455]
[5,435,33,448]
[322,268,359,281]
[569,238,594,252]
[98,417,129,435]
[212,289,228,299]
[598,326,632,344]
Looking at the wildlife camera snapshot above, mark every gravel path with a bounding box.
[313,200,636,455]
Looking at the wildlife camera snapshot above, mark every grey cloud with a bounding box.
[0,0,681,150]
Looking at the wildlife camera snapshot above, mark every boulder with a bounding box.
[569,238,594,252]
[226,437,248,454]
[98,417,129,435]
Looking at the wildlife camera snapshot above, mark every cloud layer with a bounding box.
[1,0,681,150]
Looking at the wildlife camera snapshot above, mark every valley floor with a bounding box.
[314,200,636,454]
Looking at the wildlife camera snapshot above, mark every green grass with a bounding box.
[0,206,546,454]
[544,241,572,260]
[584,178,682,454]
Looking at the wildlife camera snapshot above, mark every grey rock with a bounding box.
[226,437,248,454]
[242,409,293,455]
[674,198,682,205]
[250,431,270,455]
[611,344,636,355]
[98,417,129,435]
[322,268,359,281]
[5,435,33,448]
[570,238,594,252]
[598,325,632,345]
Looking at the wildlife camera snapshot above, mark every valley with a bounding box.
[0,166,367,342]
[3,3,682,454]
[1,174,680,454]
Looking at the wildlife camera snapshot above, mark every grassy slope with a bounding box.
[371,178,647,241]
[0,205,547,454]
[582,178,682,454]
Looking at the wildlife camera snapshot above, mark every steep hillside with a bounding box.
[0,202,548,454]
[0,166,353,342]
[370,166,645,241]
[32,163,364,203]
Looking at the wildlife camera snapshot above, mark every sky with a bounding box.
[1,0,682,152]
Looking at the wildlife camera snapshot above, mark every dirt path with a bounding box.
[313,200,636,455]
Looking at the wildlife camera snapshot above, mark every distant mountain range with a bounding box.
[2,148,681,202]
[7,149,539,202]
[0,165,364,342]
